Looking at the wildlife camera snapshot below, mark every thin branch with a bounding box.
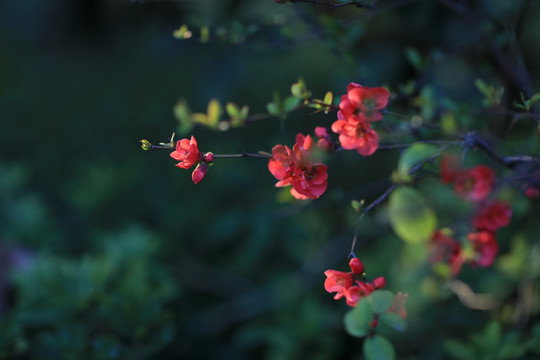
[214,151,272,159]
[291,0,374,10]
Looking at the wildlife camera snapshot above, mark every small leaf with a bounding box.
[525,93,540,111]
[379,313,407,332]
[323,91,333,113]
[191,113,209,126]
[226,102,239,118]
[267,103,281,117]
[173,99,193,135]
[405,47,423,70]
[351,199,364,212]
[364,335,396,360]
[200,25,210,43]
[475,79,491,97]
[206,99,222,126]
[445,339,476,360]
[367,290,394,313]
[290,78,310,99]
[344,298,373,338]
[397,143,439,175]
[283,96,301,113]
[388,187,437,244]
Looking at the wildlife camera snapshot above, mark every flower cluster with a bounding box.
[268,134,328,200]
[430,158,512,276]
[440,155,495,202]
[170,136,214,184]
[331,83,389,156]
[324,258,386,307]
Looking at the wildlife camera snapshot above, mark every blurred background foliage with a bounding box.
[0,0,539,359]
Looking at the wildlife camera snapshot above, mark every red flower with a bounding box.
[467,231,498,267]
[453,165,495,202]
[192,163,208,184]
[429,229,464,276]
[523,171,540,200]
[440,154,461,184]
[473,201,511,231]
[343,282,374,307]
[314,126,334,151]
[324,270,353,300]
[290,162,328,200]
[339,83,390,121]
[324,258,385,307]
[268,145,295,182]
[295,133,314,151]
[331,112,379,156]
[170,136,203,169]
[268,142,328,200]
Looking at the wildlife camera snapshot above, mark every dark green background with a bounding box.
[1,0,539,359]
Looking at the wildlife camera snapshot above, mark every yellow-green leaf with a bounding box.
[388,187,437,244]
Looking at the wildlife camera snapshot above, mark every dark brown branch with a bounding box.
[290,0,374,10]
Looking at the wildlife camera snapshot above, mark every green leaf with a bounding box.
[344,298,373,337]
[226,102,239,118]
[283,96,301,113]
[475,79,491,97]
[397,143,439,175]
[267,102,281,117]
[525,93,540,111]
[445,339,476,360]
[206,99,222,126]
[405,47,423,70]
[388,187,437,244]
[173,99,193,135]
[267,91,284,118]
[379,313,407,332]
[290,78,310,99]
[364,335,396,360]
[367,290,394,314]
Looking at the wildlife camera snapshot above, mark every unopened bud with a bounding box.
[372,276,386,289]
[140,139,152,150]
[204,152,214,163]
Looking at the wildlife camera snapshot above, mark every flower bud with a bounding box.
[140,139,152,150]
[372,276,386,289]
[204,152,214,163]
[349,258,365,275]
[192,163,209,184]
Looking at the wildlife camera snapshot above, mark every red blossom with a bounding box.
[170,136,203,169]
[268,141,328,200]
[468,231,498,267]
[324,270,353,300]
[314,126,334,151]
[473,201,511,231]
[429,229,464,276]
[523,171,540,199]
[440,154,461,184]
[331,112,379,156]
[295,133,314,151]
[339,83,389,121]
[324,257,386,307]
[268,145,295,181]
[290,162,328,200]
[453,165,495,202]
